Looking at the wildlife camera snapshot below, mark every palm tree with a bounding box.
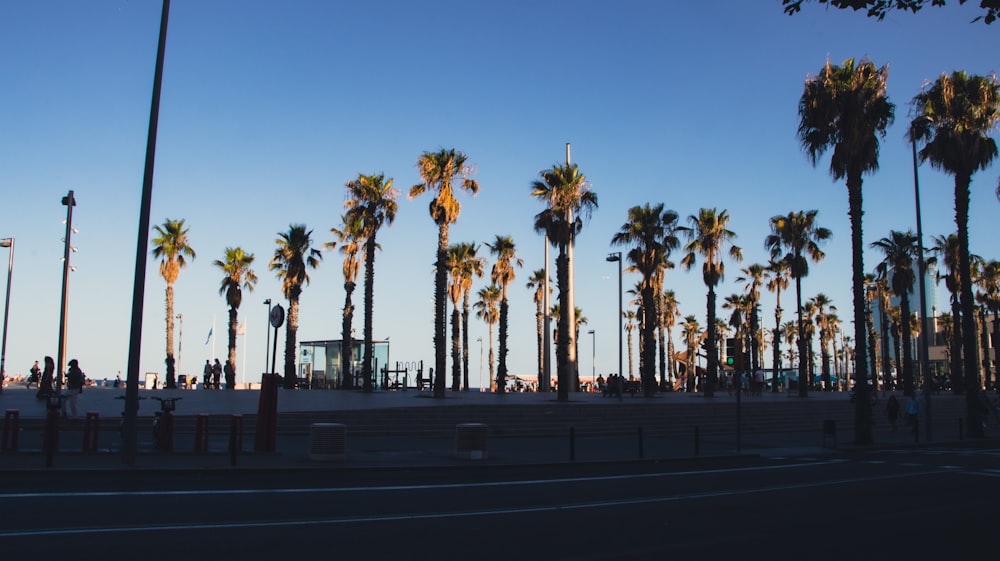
[680,208,742,398]
[213,247,257,389]
[151,218,196,389]
[979,260,1000,391]
[766,258,791,392]
[783,320,799,384]
[457,244,486,391]
[737,263,767,374]
[929,233,967,393]
[531,163,598,402]
[270,224,322,389]
[325,214,363,389]
[681,315,702,392]
[410,149,480,398]
[526,268,551,384]
[661,289,680,387]
[474,285,500,391]
[911,71,999,436]
[446,244,467,392]
[446,242,486,391]
[810,293,837,391]
[486,235,522,394]
[765,210,832,399]
[802,300,818,388]
[799,57,893,444]
[611,202,681,396]
[871,230,919,396]
[345,172,399,393]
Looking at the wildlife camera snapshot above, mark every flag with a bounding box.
[204,328,212,345]
[237,320,246,336]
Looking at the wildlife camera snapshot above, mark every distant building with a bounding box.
[299,339,389,389]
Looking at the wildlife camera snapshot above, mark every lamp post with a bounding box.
[0,238,13,393]
[263,298,272,374]
[911,119,933,441]
[606,253,622,381]
[56,191,77,393]
[587,329,595,389]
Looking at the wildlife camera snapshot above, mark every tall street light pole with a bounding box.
[0,238,13,393]
[607,252,622,380]
[57,191,77,393]
[477,336,483,392]
[123,0,171,464]
[911,120,933,441]
[264,298,272,374]
[588,329,595,388]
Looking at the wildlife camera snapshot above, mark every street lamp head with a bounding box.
[264,298,272,305]
[0,238,11,248]
[588,329,595,334]
[606,252,620,262]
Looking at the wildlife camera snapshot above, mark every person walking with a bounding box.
[212,358,222,390]
[36,356,55,400]
[203,360,213,390]
[62,358,85,418]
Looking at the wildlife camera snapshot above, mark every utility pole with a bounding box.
[56,191,76,392]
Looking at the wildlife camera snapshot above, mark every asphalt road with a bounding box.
[1,444,997,560]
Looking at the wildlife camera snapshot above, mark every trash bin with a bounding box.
[309,423,346,461]
[455,423,488,460]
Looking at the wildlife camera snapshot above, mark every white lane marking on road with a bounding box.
[0,459,845,500]
[0,469,940,538]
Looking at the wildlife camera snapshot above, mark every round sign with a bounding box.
[269,303,285,328]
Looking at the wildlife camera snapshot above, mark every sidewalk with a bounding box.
[0,384,994,472]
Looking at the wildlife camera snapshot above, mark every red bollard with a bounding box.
[254,373,278,452]
[194,413,209,452]
[2,409,19,452]
[82,411,99,453]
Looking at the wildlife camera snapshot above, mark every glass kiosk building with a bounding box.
[299,339,389,389]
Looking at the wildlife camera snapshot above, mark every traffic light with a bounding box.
[726,356,735,366]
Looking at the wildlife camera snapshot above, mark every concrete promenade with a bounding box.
[0,383,995,472]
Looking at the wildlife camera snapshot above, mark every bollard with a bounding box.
[569,426,576,461]
[637,426,644,459]
[194,413,209,452]
[2,409,19,452]
[694,426,700,457]
[229,414,243,466]
[82,412,99,453]
[455,423,488,460]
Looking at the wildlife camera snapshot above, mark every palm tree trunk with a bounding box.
[497,297,509,393]
[567,226,578,394]
[165,283,176,389]
[556,246,570,402]
[821,333,831,391]
[795,275,807,398]
[434,225,448,398]
[228,306,238,379]
[705,286,717,397]
[658,323,667,389]
[772,305,782,393]
[979,307,992,393]
[992,317,1000,393]
[880,304,892,390]
[901,296,915,396]
[535,307,544,381]
[462,292,471,391]
[341,282,354,389]
[667,326,676,387]
[866,307,878,393]
[950,301,964,393]
[848,177,872,445]
[956,173,984,437]
[284,294,299,389]
[362,238,377,393]
[626,327,634,381]
[641,286,656,397]
[488,322,496,391]
[451,305,461,392]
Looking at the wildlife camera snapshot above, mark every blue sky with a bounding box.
[0,0,997,387]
